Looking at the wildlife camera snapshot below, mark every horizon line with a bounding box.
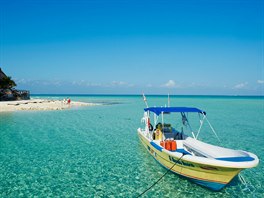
[30,93,264,97]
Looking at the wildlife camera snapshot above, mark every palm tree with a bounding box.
[0,76,17,89]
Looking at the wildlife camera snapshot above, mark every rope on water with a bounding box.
[137,153,185,197]
[238,173,255,192]
[238,173,247,186]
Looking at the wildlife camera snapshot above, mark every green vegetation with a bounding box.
[0,76,17,89]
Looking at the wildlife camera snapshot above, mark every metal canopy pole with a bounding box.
[161,112,164,126]
[161,112,164,141]
[196,114,206,139]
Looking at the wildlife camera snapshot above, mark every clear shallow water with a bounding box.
[0,95,263,197]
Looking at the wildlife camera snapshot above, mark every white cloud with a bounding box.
[233,82,248,89]
[42,80,62,86]
[110,81,134,87]
[71,80,134,88]
[72,80,103,87]
[128,83,135,87]
[72,80,86,86]
[15,78,28,84]
[187,82,208,88]
[257,80,264,84]
[146,84,153,88]
[162,80,176,88]
[15,78,63,86]
[111,81,127,86]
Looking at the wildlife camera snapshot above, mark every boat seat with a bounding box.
[183,137,252,159]
[164,132,186,140]
[163,132,176,139]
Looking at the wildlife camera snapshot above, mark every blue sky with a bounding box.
[0,0,263,95]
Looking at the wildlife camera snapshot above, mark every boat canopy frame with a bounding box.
[143,106,220,142]
[144,107,206,116]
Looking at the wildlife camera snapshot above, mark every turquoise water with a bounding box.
[0,95,263,197]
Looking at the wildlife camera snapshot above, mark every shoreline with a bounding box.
[0,99,98,112]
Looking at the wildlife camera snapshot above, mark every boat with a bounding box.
[137,101,259,191]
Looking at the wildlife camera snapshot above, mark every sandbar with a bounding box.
[0,99,97,112]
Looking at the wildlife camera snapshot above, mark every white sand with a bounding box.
[0,99,97,112]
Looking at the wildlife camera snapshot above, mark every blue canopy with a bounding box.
[144,107,206,116]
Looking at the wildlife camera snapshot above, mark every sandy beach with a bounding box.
[0,99,97,112]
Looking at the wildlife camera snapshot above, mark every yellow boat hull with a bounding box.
[138,131,242,191]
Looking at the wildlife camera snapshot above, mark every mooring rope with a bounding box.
[238,173,256,193]
[238,173,247,186]
[137,153,185,197]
